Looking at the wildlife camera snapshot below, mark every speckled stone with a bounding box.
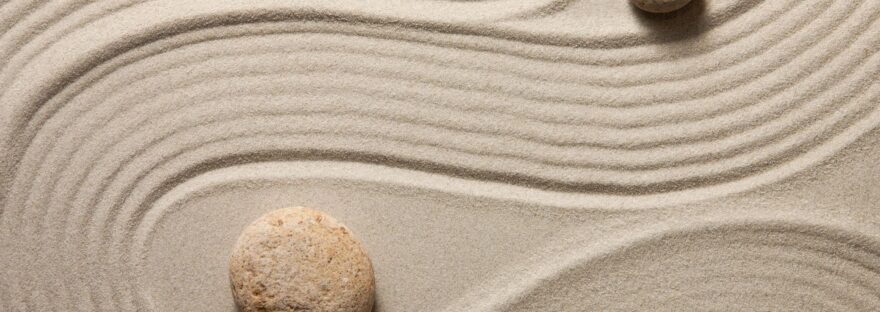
[229,207,375,312]
[631,0,692,13]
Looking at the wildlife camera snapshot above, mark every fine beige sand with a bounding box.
[1,0,879,311]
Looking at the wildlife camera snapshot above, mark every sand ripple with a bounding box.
[1,0,879,310]
[480,222,880,311]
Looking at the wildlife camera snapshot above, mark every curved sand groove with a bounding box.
[1,0,868,124]
[450,220,880,311]
[1,0,879,311]
[1,6,874,200]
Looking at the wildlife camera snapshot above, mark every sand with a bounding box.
[1,0,879,311]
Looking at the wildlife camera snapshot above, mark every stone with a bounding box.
[229,207,375,312]
[630,0,693,13]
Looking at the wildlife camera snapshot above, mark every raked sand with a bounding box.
[1,0,880,311]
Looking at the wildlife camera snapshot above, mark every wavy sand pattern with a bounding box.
[1,0,879,311]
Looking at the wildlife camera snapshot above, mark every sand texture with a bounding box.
[1,0,879,311]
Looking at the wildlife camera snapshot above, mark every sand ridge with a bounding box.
[1,0,879,311]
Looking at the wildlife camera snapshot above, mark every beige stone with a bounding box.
[229,207,375,312]
[630,0,693,13]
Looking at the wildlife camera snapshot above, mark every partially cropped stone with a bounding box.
[229,207,375,312]
[631,0,692,13]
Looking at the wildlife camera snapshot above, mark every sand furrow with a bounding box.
[452,221,880,311]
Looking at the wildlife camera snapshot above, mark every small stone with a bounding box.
[631,0,693,13]
[229,207,375,312]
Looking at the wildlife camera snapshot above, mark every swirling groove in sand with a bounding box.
[1,0,879,310]
[4,13,879,206]
[445,220,880,311]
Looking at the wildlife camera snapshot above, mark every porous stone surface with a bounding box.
[229,207,375,312]
[630,0,693,13]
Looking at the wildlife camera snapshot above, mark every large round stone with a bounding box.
[229,207,375,312]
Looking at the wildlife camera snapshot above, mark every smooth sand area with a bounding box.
[1,0,879,310]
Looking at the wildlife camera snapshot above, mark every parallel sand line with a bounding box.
[6,23,880,239]
[0,0,780,81]
[445,220,880,311]
[8,78,880,246]
[10,25,876,152]
[125,165,880,310]
[3,1,872,195]
[1,0,880,310]
[0,0,868,144]
[0,0,827,99]
[6,9,880,212]
[0,0,852,163]
[6,98,880,310]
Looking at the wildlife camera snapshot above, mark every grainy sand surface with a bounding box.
[1,0,879,311]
